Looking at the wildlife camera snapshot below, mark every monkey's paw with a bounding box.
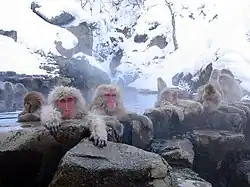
[45,119,61,136]
[89,133,107,148]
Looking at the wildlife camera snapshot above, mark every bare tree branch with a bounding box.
[165,0,178,51]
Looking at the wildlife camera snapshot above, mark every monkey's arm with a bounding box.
[118,112,154,132]
[17,112,40,122]
[87,112,108,147]
[40,105,62,132]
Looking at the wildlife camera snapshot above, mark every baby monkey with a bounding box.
[17,91,45,122]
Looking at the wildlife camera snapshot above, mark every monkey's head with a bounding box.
[48,86,87,119]
[159,89,178,104]
[210,69,221,80]
[24,91,45,113]
[221,69,234,78]
[4,81,14,92]
[92,84,122,111]
[204,84,216,95]
[15,83,27,93]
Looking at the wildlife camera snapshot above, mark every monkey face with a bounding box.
[56,96,75,119]
[103,92,117,110]
[24,102,31,113]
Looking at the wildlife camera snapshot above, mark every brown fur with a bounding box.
[156,77,203,117]
[201,83,222,113]
[17,91,45,122]
[89,84,153,137]
[40,85,108,147]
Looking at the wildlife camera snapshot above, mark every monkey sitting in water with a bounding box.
[3,81,14,110]
[17,91,45,122]
[40,85,108,148]
[14,83,28,109]
[156,77,203,118]
[88,84,154,143]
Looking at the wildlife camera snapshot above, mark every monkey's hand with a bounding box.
[88,113,108,148]
[41,105,62,136]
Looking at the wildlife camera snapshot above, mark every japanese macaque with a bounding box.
[201,83,222,113]
[207,69,224,99]
[156,77,203,117]
[219,70,243,103]
[14,83,28,109]
[3,81,14,109]
[88,84,153,138]
[17,91,45,122]
[40,85,108,147]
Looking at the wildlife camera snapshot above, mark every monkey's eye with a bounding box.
[104,93,111,97]
[60,99,66,103]
[111,94,116,97]
[67,97,74,102]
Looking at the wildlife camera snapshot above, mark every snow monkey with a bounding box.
[88,84,154,140]
[208,69,224,99]
[219,69,243,103]
[14,83,28,109]
[201,83,222,113]
[3,81,14,109]
[17,91,45,122]
[40,85,108,148]
[156,77,203,117]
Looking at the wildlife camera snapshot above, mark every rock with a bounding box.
[66,22,93,56]
[0,119,121,187]
[190,130,244,187]
[0,29,17,41]
[148,35,168,49]
[171,168,212,187]
[49,139,172,187]
[59,53,111,89]
[31,1,75,26]
[134,34,148,43]
[148,138,195,168]
[234,159,250,187]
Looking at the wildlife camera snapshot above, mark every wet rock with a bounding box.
[148,35,168,49]
[31,1,75,26]
[234,159,250,187]
[148,138,195,168]
[134,34,148,43]
[0,29,17,41]
[190,130,244,187]
[0,119,121,187]
[171,168,212,187]
[49,139,172,187]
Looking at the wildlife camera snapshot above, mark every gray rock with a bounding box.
[235,159,250,186]
[149,138,195,168]
[148,35,168,49]
[0,119,121,187]
[171,168,212,187]
[31,1,75,26]
[49,139,172,187]
[0,29,17,41]
[134,34,148,43]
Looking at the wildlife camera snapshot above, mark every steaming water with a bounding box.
[0,90,157,132]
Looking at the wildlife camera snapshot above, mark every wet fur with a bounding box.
[18,91,45,122]
[40,86,108,147]
[89,84,153,137]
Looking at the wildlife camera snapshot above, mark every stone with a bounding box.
[49,139,171,187]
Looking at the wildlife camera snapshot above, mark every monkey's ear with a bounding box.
[157,77,167,93]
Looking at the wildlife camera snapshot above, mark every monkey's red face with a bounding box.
[56,96,75,119]
[103,92,116,109]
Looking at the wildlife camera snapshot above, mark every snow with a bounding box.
[0,0,250,92]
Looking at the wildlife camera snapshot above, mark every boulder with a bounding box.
[0,29,17,41]
[171,168,212,187]
[49,139,172,187]
[234,159,250,187]
[190,130,244,187]
[148,138,194,168]
[0,119,121,187]
[31,2,75,26]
